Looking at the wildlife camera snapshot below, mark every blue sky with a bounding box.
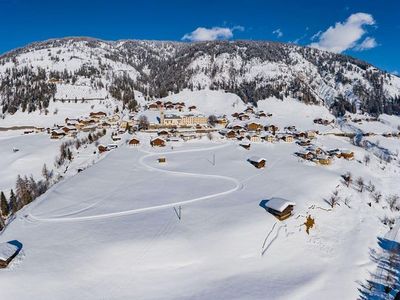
[0,0,399,73]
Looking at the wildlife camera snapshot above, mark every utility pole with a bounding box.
[213,153,215,166]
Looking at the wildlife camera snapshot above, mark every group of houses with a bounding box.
[313,118,334,126]
[47,111,131,140]
[295,144,354,165]
[221,120,317,145]
[147,100,188,112]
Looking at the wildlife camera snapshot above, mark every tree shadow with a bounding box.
[359,237,400,299]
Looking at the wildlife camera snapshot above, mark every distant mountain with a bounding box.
[1,37,399,117]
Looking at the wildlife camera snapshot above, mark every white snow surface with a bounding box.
[0,91,399,299]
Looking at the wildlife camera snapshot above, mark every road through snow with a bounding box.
[26,143,244,223]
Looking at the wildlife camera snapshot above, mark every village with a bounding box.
[1,94,400,299]
[18,97,384,172]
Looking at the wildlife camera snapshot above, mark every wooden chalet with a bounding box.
[317,155,332,165]
[225,130,237,139]
[151,137,166,147]
[128,137,140,146]
[265,125,279,134]
[231,124,244,131]
[297,139,311,147]
[98,144,108,153]
[248,156,266,169]
[158,157,166,163]
[238,114,250,121]
[157,130,170,138]
[339,150,354,160]
[51,129,66,139]
[296,150,314,160]
[263,198,295,221]
[244,107,254,114]
[247,122,263,131]
[89,111,107,118]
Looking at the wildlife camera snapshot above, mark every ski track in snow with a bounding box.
[26,143,244,223]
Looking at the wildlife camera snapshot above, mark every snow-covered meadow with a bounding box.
[0,90,400,299]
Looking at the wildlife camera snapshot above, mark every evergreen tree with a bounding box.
[0,191,10,216]
[9,189,18,214]
[42,163,50,182]
[0,213,4,231]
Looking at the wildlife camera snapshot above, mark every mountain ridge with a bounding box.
[1,37,399,117]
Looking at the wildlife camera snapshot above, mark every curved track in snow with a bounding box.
[27,143,243,223]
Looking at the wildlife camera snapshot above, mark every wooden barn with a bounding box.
[297,150,314,160]
[340,150,354,160]
[157,130,170,138]
[226,130,237,139]
[90,111,107,118]
[248,156,266,169]
[263,198,296,221]
[151,137,166,147]
[247,122,263,132]
[51,129,66,139]
[129,137,140,146]
[317,155,332,165]
[0,242,19,269]
[98,145,108,153]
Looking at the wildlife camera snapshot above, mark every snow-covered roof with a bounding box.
[341,149,353,154]
[265,197,296,212]
[248,156,266,163]
[0,242,18,261]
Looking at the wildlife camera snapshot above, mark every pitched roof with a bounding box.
[265,198,296,212]
[0,242,18,261]
[248,156,266,163]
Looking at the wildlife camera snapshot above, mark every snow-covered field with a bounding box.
[0,132,397,299]
[0,133,61,193]
[0,91,400,299]
[0,99,114,128]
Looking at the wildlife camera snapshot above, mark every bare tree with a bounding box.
[343,196,352,208]
[371,191,382,203]
[367,180,376,193]
[381,215,395,228]
[386,194,400,211]
[363,154,371,166]
[356,177,364,192]
[208,115,218,127]
[326,190,340,208]
[342,172,352,187]
[138,115,149,130]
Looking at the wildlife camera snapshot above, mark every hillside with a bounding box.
[1,37,400,120]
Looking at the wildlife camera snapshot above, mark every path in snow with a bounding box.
[26,144,244,223]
